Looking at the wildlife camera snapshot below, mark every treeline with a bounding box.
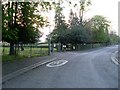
[50,0,119,51]
[2,0,119,55]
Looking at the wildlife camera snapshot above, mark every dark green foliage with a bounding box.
[2,2,43,43]
[51,6,91,45]
[51,0,68,44]
[2,2,46,55]
[90,15,111,43]
[109,31,119,44]
[51,9,118,48]
[66,25,89,44]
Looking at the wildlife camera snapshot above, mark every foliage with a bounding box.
[109,31,119,44]
[51,0,68,44]
[68,0,91,25]
[50,0,119,50]
[2,2,49,55]
[66,25,90,44]
[90,15,110,43]
[51,8,91,45]
[2,2,44,44]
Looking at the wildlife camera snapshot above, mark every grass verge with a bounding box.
[2,47,50,62]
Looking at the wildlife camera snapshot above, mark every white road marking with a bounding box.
[46,60,68,67]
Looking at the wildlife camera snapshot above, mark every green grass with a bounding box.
[2,46,57,62]
[2,44,101,62]
[2,47,50,62]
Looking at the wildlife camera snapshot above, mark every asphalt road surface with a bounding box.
[3,45,118,88]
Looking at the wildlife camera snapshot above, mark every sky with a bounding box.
[40,0,120,42]
[85,0,119,34]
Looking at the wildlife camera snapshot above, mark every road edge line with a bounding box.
[111,51,119,65]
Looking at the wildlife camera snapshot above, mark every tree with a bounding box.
[109,31,119,44]
[68,0,91,25]
[2,2,47,55]
[51,2,92,50]
[17,2,43,44]
[51,0,68,51]
[90,15,111,44]
[68,9,80,26]
[78,0,91,25]
[2,2,19,55]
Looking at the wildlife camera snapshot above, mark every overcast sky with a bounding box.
[40,0,119,42]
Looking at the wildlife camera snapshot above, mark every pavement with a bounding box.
[2,45,119,88]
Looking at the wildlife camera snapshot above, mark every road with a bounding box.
[3,45,118,88]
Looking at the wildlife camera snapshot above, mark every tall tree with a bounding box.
[78,0,91,25]
[2,2,46,55]
[52,0,67,51]
[90,15,111,44]
[51,0,68,51]
[2,2,18,55]
[68,0,91,25]
[109,31,119,44]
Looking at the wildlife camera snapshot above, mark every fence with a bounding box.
[2,43,55,58]
[2,42,108,62]
[55,43,105,51]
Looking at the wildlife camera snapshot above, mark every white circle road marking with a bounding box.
[46,60,68,67]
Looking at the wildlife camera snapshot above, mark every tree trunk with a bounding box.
[70,44,73,50]
[15,43,17,55]
[51,43,54,52]
[60,43,63,52]
[15,43,19,56]
[92,43,94,48]
[75,44,78,50]
[30,44,32,57]
[9,42,15,55]
[2,42,5,55]
[57,43,62,52]
[9,2,15,55]
[78,44,80,50]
